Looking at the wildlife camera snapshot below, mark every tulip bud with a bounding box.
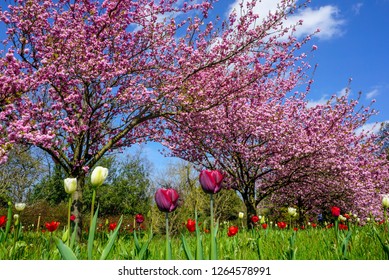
[199,170,224,194]
[382,195,389,209]
[64,178,77,194]
[238,212,244,219]
[154,188,179,213]
[15,202,26,212]
[14,214,19,226]
[91,166,108,187]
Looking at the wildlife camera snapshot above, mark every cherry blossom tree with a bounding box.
[165,81,389,226]
[0,0,310,231]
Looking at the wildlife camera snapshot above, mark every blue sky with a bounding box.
[1,0,388,176]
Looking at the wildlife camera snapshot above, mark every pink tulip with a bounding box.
[199,170,224,194]
[154,188,179,212]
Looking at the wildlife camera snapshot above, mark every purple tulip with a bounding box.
[199,170,224,194]
[154,188,179,212]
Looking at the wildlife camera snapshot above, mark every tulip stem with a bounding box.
[67,195,72,246]
[165,212,171,260]
[90,189,96,229]
[210,194,217,260]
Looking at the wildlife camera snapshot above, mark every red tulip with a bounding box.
[109,222,117,231]
[227,225,239,237]
[0,215,6,227]
[70,214,76,221]
[311,223,317,228]
[199,170,224,194]
[339,223,348,231]
[154,188,179,212]
[250,215,259,224]
[261,223,268,229]
[331,206,340,217]
[135,213,144,224]
[186,219,196,232]
[45,221,60,232]
[344,213,350,219]
[277,221,287,229]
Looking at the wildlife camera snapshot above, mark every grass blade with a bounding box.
[137,231,153,260]
[100,215,123,260]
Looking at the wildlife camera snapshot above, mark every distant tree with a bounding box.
[0,145,44,205]
[83,153,152,217]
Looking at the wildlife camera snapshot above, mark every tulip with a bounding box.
[64,178,77,194]
[45,221,60,232]
[135,213,144,224]
[91,166,109,187]
[0,215,6,228]
[64,178,77,245]
[154,188,179,213]
[15,203,26,212]
[251,215,259,224]
[382,195,389,209]
[338,215,347,222]
[227,225,238,237]
[331,206,340,217]
[261,223,268,229]
[199,169,224,194]
[238,212,244,219]
[89,166,108,228]
[155,187,179,260]
[288,207,297,216]
[109,222,117,231]
[186,219,196,232]
[277,221,287,229]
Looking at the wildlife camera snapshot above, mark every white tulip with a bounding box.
[15,202,26,211]
[288,207,297,216]
[238,212,244,219]
[382,195,389,209]
[91,166,108,187]
[64,178,77,194]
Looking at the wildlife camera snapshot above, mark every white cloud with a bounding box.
[354,121,388,136]
[352,3,363,15]
[307,87,351,108]
[227,0,345,40]
[306,96,328,108]
[366,88,379,99]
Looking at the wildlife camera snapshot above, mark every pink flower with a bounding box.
[154,188,179,212]
[199,170,224,194]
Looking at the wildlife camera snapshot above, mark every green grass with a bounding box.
[1,223,388,260]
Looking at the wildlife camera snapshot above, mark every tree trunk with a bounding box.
[72,172,85,241]
[241,186,257,229]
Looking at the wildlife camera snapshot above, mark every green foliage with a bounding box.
[30,164,67,205]
[83,155,152,216]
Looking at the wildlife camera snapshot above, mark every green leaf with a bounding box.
[181,234,194,260]
[137,231,153,260]
[195,209,203,260]
[87,205,99,260]
[70,223,78,250]
[55,237,78,260]
[100,215,123,260]
[133,230,141,253]
[4,202,12,240]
